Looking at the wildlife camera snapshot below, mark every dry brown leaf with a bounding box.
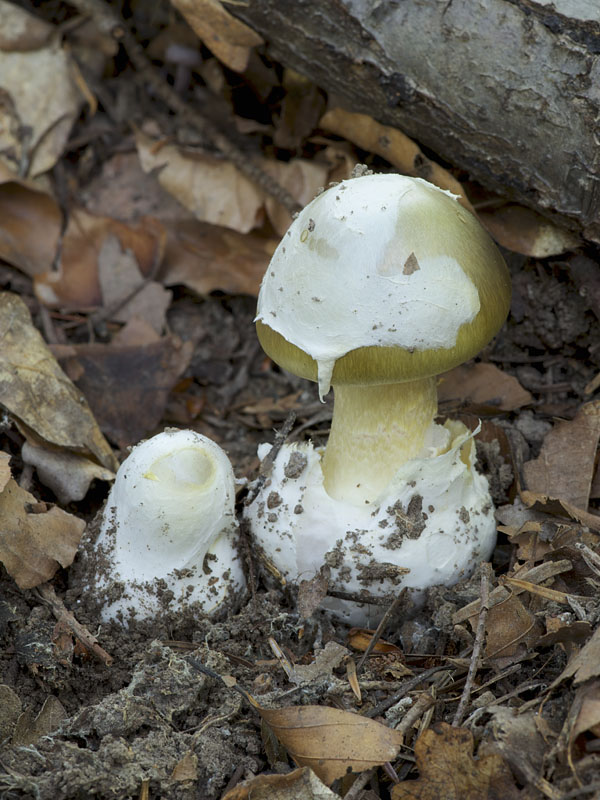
[477,707,554,789]
[0,451,10,493]
[319,108,474,213]
[0,478,85,589]
[55,337,194,448]
[35,210,166,309]
[222,766,337,800]
[12,696,66,746]
[256,704,403,785]
[391,722,518,800]
[0,3,83,176]
[135,130,265,233]
[261,158,328,236]
[347,628,404,656]
[0,170,62,276]
[83,151,194,222]
[483,593,542,662]
[538,619,591,651]
[551,625,600,688]
[160,219,274,297]
[0,292,117,472]
[570,681,600,755]
[171,0,263,72]
[21,440,115,505]
[523,400,600,510]
[520,490,600,532]
[479,203,579,257]
[438,363,532,413]
[170,752,198,782]
[97,235,172,332]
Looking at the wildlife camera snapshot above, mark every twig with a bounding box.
[575,542,600,580]
[65,0,301,215]
[395,691,435,738]
[356,592,405,675]
[364,664,451,718]
[326,588,393,607]
[452,562,492,727]
[245,411,296,506]
[343,767,376,799]
[36,582,113,666]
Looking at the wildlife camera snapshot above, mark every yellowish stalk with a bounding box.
[321,378,437,505]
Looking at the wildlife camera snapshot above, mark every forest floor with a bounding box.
[1,2,600,799]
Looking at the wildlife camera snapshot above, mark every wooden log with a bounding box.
[231,0,600,243]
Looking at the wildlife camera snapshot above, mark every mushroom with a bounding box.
[92,429,245,623]
[245,172,510,625]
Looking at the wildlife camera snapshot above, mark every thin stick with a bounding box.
[343,768,375,800]
[356,592,405,675]
[326,588,393,607]
[452,562,492,727]
[245,411,296,506]
[395,691,435,738]
[36,582,113,666]
[364,664,451,719]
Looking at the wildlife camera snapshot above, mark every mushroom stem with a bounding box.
[321,377,437,505]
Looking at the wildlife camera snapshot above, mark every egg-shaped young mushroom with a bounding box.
[246,172,510,625]
[92,429,245,624]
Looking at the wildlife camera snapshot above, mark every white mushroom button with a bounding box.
[93,429,245,623]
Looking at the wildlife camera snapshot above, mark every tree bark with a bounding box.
[232,0,600,243]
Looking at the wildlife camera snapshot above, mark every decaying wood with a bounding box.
[231,0,600,242]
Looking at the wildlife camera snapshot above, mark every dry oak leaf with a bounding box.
[0,478,85,589]
[0,292,117,472]
[256,704,403,785]
[391,722,518,800]
[222,766,337,800]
